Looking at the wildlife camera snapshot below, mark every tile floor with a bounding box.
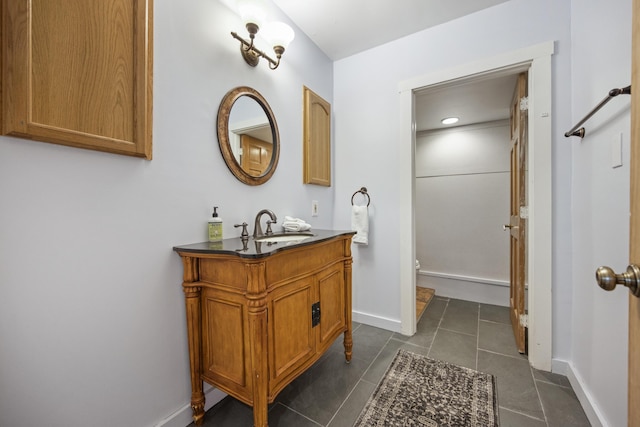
[191,295,591,426]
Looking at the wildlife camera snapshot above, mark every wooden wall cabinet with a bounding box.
[175,234,354,427]
[303,86,331,186]
[1,0,153,159]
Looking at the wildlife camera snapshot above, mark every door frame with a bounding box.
[398,41,554,370]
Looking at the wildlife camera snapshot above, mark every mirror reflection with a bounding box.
[217,86,280,185]
[228,96,273,177]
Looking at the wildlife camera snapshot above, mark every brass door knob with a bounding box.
[595,265,640,297]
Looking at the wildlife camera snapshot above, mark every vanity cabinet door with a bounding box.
[201,287,253,402]
[317,263,346,352]
[268,276,316,393]
[1,0,153,158]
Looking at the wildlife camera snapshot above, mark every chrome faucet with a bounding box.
[253,209,277,238]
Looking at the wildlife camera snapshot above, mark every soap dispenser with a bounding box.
[208,207,223,242]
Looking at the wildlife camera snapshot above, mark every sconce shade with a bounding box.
[238,0,266,28]
[262,22,295,49]
[230,1,294,70]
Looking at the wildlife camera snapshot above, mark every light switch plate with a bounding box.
[611,132,623,168]
[311,200,319,217]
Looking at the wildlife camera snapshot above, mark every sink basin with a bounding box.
[255,233,314,243]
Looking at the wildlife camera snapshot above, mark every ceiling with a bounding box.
[270,0,516,131]
[414,73,518,132]
[272,0,509,61]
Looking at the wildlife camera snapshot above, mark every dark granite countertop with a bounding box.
[173,229,356,259]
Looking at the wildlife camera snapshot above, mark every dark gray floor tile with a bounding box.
[537,381,591,426]
[499,407,546,427]
[421,297,448,322]
[275,350,370,425]
[532,368,572,388]
[480,303,511,324]
[428,328,478,369]
[191,396,253,427]
[391,315,438,349]
[350,324,393,364]
[478,320,525,358]
[477,350,544,419]
[326,332,350,356]
[267,403,322,426]
[362,338,404,384]
[440,298,479,335]
[327,380,376,427]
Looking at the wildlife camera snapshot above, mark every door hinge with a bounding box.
[519,314,529,327]
[520,96,529,111]
[311,302,321,327]
[520,206,529,219]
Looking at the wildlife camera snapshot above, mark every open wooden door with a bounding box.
[629,0,640,423]
[240,134,272,177]
[507,72,528,354]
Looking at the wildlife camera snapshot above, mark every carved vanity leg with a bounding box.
[182,257,205,425]
[344,243,353,362]
[247,263,269,427]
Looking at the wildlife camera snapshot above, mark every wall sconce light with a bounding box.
[231,0,295,70]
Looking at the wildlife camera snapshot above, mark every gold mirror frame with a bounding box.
[217,86,280,185]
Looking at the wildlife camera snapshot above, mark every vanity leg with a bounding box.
[249,312,269,427]
[344,251,353,362]
[182,257,205,425]
[247,263,269,427]
[184,284,205,424]
[344,329,353,363]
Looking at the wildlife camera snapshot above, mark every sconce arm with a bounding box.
[231,32,280,69]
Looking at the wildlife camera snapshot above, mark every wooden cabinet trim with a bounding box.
[1,0,153,159]
[303,86,331,186]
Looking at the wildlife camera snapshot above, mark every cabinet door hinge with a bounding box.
[519,313,529,327]
[520,96,529,111]
[311,302,321,327]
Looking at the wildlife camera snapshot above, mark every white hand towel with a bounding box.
[351,205,369,245]
[283,222,311,231]
[282,216,311,232]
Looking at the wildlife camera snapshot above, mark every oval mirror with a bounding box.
[217,86,280,185]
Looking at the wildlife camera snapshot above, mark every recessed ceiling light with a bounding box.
[441,117,459,125]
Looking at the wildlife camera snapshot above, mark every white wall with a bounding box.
[0,1,334,426]
[567,0,632,425]
[333,0,630,423]
[415,122,511,305]
[333,0,573,349]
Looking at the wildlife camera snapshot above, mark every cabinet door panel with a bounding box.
[1,0,153,158]
[268,278,315,390]
[317,264,346,350]
[201,288,252,400]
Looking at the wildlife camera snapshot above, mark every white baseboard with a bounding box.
[352,310,402,333]
[550,359,605,427]
[417,271,510,307]
[155,386,227,427]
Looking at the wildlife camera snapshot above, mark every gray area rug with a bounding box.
[354,349,499,426]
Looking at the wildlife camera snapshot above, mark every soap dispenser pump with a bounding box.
[208,207,223,242]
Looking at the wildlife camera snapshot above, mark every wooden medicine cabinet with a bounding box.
[303,86,331,186]
[1,0,153,159]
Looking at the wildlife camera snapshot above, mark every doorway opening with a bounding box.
[398,42,554,370]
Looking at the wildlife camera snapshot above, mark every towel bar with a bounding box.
[565,85,631,138]
[351,187,370,206]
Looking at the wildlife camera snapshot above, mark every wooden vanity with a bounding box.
[173,230,355,426]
